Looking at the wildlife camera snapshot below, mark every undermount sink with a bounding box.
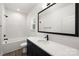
[37,39,50,44]
[27,36,49,43]
[37,40,47,42]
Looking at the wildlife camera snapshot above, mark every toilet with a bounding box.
[20,42,27,55]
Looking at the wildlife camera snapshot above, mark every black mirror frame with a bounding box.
[38,3,79,37]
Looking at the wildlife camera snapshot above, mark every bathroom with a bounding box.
[0,2,79,57]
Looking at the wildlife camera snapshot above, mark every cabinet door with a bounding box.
[27,40,36,56]
[27,40,51,56]
[27,40,32,56]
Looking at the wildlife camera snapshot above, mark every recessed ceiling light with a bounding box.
[17,8,20,11]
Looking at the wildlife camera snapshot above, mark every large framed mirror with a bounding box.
[38,3,79,36]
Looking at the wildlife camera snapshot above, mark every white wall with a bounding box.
[26,3,79,50]
[0,3,2,56]
[3,9,28,42]
[26,4,43,36]
[0,3,4,55]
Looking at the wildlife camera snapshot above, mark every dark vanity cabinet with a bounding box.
[27,39,51,56]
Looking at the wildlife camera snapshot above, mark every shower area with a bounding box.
[0,3,33,56]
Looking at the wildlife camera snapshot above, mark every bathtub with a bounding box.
[2,37,27,54]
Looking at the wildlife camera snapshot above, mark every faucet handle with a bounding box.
[4,38,8,40]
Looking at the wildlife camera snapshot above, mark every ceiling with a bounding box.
[4,3,39,14]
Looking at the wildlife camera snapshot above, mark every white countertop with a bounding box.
[27,37,79,56]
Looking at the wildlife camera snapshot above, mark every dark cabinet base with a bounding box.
[27,39,51,56]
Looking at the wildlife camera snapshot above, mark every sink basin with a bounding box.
[37,40,50,44]
[28,36,49,44]
[37,40,47,42]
